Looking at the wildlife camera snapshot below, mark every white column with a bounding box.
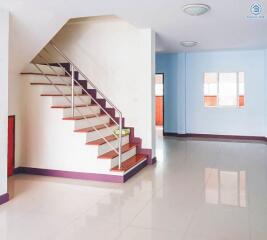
[0,9,9,196]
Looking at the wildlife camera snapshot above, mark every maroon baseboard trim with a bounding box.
[164,132,267,141]
[14,164,148,183]
[151,157,157,164]
[163,131,177,137]
[0,193,9,205]
[15,167,124,183]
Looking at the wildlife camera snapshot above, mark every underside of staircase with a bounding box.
[20,63,154,183]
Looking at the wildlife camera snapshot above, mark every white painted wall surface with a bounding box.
[39,16,155,153]
[0,9,9,196]
[20,75,124,175]
[265,50,267,137]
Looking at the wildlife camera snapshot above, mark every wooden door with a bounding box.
[8,116,15,177]
[156,96,163,126]
[155,74,164,126]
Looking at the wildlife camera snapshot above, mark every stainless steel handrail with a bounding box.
[33,63,121,157]
[39,50,120,127]
[49,42,122,116]
[36,53,120,132]
[35,43,123,169]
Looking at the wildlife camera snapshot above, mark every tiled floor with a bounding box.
[1,128,267,239]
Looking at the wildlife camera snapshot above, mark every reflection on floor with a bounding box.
[205,168,246,207]
[1,133,267,239]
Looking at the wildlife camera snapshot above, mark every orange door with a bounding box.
[156,96,163,126]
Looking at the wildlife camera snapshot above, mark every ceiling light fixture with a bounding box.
[180,41,198,47]
[183,4,210,16]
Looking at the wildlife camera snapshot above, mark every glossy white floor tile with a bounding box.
[1,130,267,239]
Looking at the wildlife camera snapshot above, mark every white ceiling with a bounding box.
[68,0,267,52]
[150,0,267,52]
[1,0,267,71]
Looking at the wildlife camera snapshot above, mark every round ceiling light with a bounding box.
[183,4,210,16]
[180,41,198,47]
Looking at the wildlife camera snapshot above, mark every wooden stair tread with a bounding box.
[98,143,137,159]
[111,154,147,172]
[74,123,116,133]
[31,82,72,86]
[86,135,118,146]
[51,104,97,109]
[63,113,105,120]
[22,72,68,77]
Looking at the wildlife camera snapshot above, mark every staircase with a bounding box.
[20,42,152,183]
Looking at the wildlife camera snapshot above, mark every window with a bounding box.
[155,74,163,96]
[204,72,245,108]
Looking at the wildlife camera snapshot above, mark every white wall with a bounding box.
[20,79,108,174]
[40,16,155,154]
[0,9,9,196]
[265,50,267,137]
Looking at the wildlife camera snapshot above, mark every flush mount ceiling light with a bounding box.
[180,41,198,47]
[183,4,210,16]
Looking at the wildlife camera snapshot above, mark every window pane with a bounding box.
[204,73,217,107]
[218,73,237,106]
[204,73,217,95]
[155,84,163,96]
[155,74,163,96]
[238,72,245,107]
[155,74,163,84]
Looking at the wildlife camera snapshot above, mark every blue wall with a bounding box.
[156,49,267,136]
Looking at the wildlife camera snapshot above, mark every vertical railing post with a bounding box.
[118,115,122,170]
[71,64,75,117]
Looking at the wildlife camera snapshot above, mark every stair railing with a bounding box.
[34,42,123,170]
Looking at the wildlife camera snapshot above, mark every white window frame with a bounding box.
[204,72,244,108]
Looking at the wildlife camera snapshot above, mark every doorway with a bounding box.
[155,73,164,134]
[8,116,15,177]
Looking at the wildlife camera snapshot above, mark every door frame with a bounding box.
[8,115,15,177]
[155,73,165,132]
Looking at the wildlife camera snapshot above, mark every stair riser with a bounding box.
[41,85,82,95]
[110,147,137,169]
[52,96,91,106]
[86,125,118,142]
[29,76,71,85]
[74,115,110,130]
[63,106,100,118]
[98,135,129,155]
